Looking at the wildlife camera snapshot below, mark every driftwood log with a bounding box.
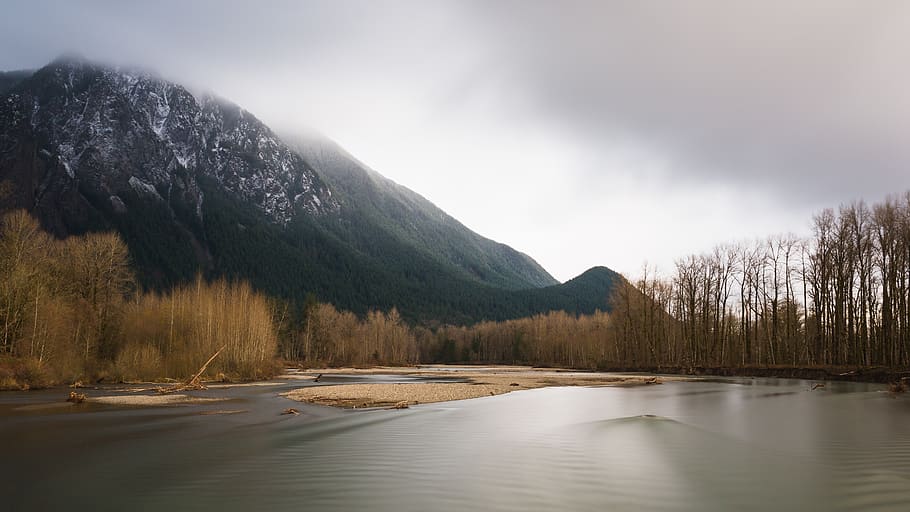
[67,391,87,403]
[158,346,226,394]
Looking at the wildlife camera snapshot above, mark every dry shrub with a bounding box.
[424,310,613,368]
[119,277,279,380]
[27,296,86,381]
[0,359,17,390]
[290,304,418,367]
[114,343,164,382]
[0,356,51,390]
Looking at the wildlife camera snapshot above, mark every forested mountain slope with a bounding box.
[0,57,621,323]
[288,133,558,290]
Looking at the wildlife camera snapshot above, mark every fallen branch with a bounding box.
[158,346,226,394]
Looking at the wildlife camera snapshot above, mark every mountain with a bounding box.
[0,57,621,323]
[287,134,558,290]
[0,57,335,228]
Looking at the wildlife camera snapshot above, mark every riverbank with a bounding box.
[595,364,910,384]
[282,367,670,408]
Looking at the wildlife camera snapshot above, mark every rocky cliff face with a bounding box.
[0,57,336,236]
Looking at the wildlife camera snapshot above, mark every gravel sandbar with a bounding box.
[283,369,666,408]
[90,394,226,406]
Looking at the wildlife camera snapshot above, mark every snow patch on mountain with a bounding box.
[0,57,338,226]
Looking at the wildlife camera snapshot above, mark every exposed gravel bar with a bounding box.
[282,368,669,408]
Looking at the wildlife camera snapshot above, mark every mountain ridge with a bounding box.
[286,132,559,290]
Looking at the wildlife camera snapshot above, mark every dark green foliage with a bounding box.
[288,136,559,290]
[0,70,33,95]
[181,178,620,324]
[435,338,459,363]
[107,176,618,324]
[112,193,202,289]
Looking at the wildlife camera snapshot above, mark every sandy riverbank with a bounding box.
[89,394,227,406]
[282,367,671,408]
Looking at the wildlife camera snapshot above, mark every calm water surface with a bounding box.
[1,373,908,511]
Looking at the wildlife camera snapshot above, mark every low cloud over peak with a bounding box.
[2,0,906,279]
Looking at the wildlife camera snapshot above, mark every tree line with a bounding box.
[280,306,613,370]
[0,208,430,387]
[0,210,278,387]
[3,190,908,388]
[277,300,418,367]
[0,208,616,380]
[611,192,910,369]
[382,192,910,372]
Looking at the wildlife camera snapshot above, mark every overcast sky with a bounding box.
[2,0,908,281]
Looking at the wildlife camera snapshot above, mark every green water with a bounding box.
[1,375,908,511]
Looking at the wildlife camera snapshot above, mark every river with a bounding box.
[1,372,908,511]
